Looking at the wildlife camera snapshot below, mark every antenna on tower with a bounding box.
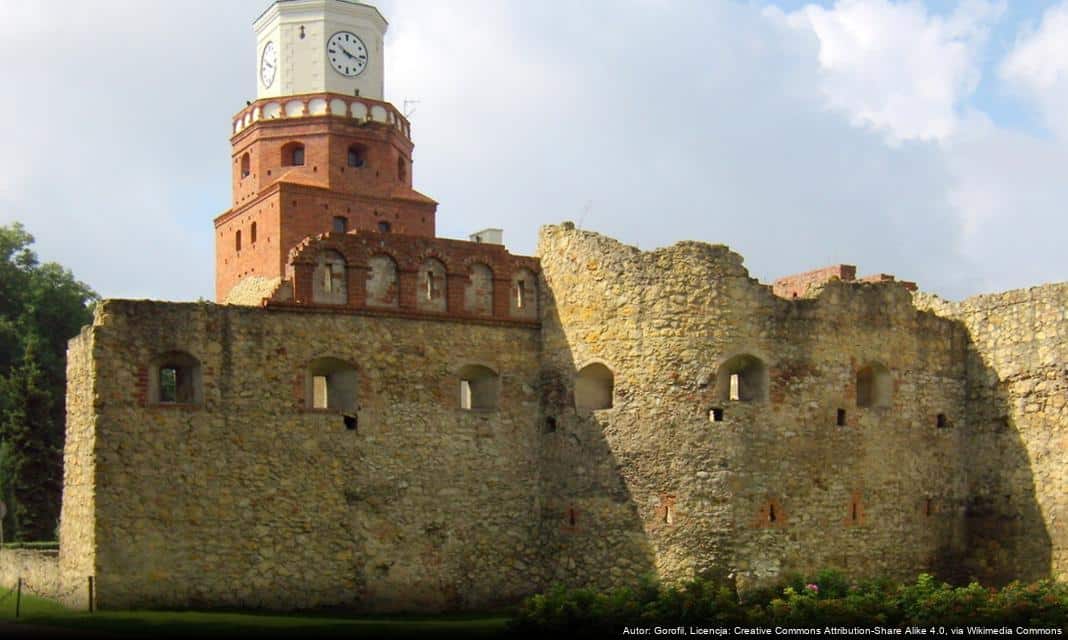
[403,99,420,118]
[577,200,592,230]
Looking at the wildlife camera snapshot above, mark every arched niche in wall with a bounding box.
[510,268,538,319]
[458,364,499,411]
[366,254,399,308]
[312,250,347,305]
[465,263,493,316]
[149,351,203,405]
[281,141,305,167]
[306,357,358,413]
[417,257,447,313]
[715,354,768,402]
[575,362,614,411]
[856,362,892,408]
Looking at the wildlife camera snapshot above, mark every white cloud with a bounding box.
[1,0,1066,304]
[1000,1,1068,139]
[775,0,1004,144]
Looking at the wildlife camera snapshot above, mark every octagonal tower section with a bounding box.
[215,94,437,304]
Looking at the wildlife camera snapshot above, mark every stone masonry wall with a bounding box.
[57,325,97,609]
[76,300,544,611]
[915,285,1068,584]
[537,223,970,591]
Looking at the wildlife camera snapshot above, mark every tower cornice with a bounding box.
[232,92,410,143]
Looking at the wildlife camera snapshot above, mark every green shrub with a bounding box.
[510,570,1068,631]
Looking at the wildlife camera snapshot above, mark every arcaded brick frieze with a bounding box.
[271,230,541,324]
[537,223,969,591]
[915,285,1068,583]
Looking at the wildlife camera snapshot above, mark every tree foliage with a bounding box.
[0,223,97,540]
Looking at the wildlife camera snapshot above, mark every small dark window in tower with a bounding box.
[925,498,933,517]
[250,222,257,244]
[709,407,724,422]
[568,508,576,526]
[837,408,847,426]
[425,271,436,300]
[333,216,348,233]
[545,416,557,433]
[937,413,948,428]
[343,414,357,431]
[397,157,407,182]
[769,503,777,523]
[240,152,250,178]
[378,221,391,233]
[851,501,859,522]
[235,230,242,252]
[347,144,366,168]
[282,142,305,167]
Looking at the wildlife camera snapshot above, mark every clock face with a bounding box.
[327,31,368,77]
[260,41,277,88]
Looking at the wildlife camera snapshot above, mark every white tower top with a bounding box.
[254,0,388,101]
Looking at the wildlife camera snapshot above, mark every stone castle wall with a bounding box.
[915,285,1068,583]
[65,300,544,611]
[536,223,971,591]
[57,224,1068,612]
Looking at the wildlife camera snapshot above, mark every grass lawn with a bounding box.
[0,587,513,638]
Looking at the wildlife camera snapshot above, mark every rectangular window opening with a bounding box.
[837,408,846,426]
[312,375,328,409]
[729,373,740,401]
[516,280,525,308]
[235,230,242,252]
[937,413,948,428]
[768,503,777,523]
[925,498,933,517]
[851,502,859,522]
[250,222,257,244]
[460,380,472,410]
[333,216,348,233]
[709,407,724,422]
[426,272,435,300]
[159,367,178,403]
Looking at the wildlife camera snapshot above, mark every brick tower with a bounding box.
[214,0,437,302]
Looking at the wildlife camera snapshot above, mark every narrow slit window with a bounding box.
[250,222,257,244]
[837,408,846,426]
[235,230,242,252]
[768,503,777,523]
[851,501,858,522]
[937,413,948,428]
[568,508,576,526]
[426,271,435,300]
[925,498,933,517]
[729,373,740,401]
[516,280,525,308]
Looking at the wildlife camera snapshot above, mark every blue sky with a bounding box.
[1,0,1067,302]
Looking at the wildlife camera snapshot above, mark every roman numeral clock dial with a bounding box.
[328,31,368,77]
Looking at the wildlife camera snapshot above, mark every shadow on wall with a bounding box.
[536,284,659,591]
[961,342,1052,585]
